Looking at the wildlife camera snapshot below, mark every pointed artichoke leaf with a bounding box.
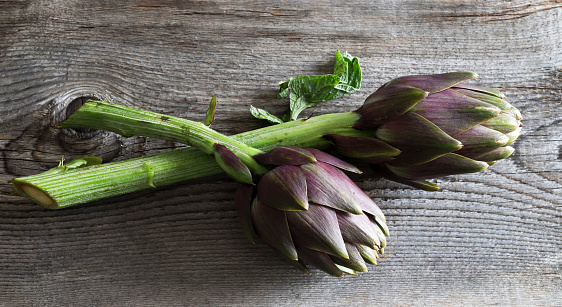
[411,89,502,136]
[324,134,400,163]
[287,203,349,259]
[480,112,521,134]
[389,71,478,94]
[354,84,428,129]
[372,222,387,248]
[329,242,368,272]
[505,105,522,121]
[306,162,388,224]
[356,244,378,265]
[372,164,440,191]
[369,214,390,237]
[251,199,298,260]
[301,162,363,214]
[472,146,515,162]
[453,83,506,99]
[307,148,362,174]
[335,264,358,275]
[505,126,522,145]
[337,211,380,248]
[452,88,511,111]
[453,125,510,158]
[254,146,316,166]
[386,153,489,180]
[257,165,308,211]
[297,248,343,278]
[213,143,254,185]
[235,185,257,243]
[376,112,463,166]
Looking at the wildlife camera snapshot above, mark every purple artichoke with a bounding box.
[327,72,522,191]
[235,146,388,277]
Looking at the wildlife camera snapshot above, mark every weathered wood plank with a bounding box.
[1,0,561,305]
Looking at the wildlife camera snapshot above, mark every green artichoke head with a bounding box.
[235,146,388,277]
[331,72,522,191]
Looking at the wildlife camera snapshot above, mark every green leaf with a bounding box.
[280,51,362,121]
[250,105,284,125]
[205,95,217,126]
[287,74,341,120]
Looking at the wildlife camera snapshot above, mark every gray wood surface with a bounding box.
[1,0,561,305]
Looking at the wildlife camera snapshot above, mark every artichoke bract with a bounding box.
[235,146,388,277]
[328,72,522,191]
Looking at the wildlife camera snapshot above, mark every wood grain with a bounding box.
[1,0,561,305]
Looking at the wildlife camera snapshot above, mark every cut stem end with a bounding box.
[14,182,58,209]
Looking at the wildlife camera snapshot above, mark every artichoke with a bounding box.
[234,146,388,277]
[326,72,522,191]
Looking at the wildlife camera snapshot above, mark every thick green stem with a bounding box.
[11,102,363,209]
[61,101,268,174]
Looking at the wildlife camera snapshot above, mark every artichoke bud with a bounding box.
[213,143,254,185]
[345,71,521,190]
[234,147,389,276]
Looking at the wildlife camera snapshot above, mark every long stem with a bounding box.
[60,101,268,174]
[11,102,363,209]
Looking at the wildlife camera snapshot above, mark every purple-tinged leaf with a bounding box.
[369,214,390,238]
[307,148,362,174]
[330,242,368,272]
[214,143,253,185]
[389,71,478,93]
[257,165,308,211]
[235,185,257,243]
[481,112,521,134]
[411,89,501,136]
[354,84,428,129]
[453,83,506,99]
[297,248,343,278]
[287,203,348,259]
[251,199,297,260]
[303,162,387,223]
[386,153,489,180]
[324,134,400,164]
[356,244,378,265]
[472,146,515,162]
[376,112,463,166]
[372,222,387,248]
[254,146,316,166]
[452,88,511,111]
[301,162,363,214]
[371,164,440,191]
[453,125,510,158]
[337,211,380,249]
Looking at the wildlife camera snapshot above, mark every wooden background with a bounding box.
[1,0,561,305]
